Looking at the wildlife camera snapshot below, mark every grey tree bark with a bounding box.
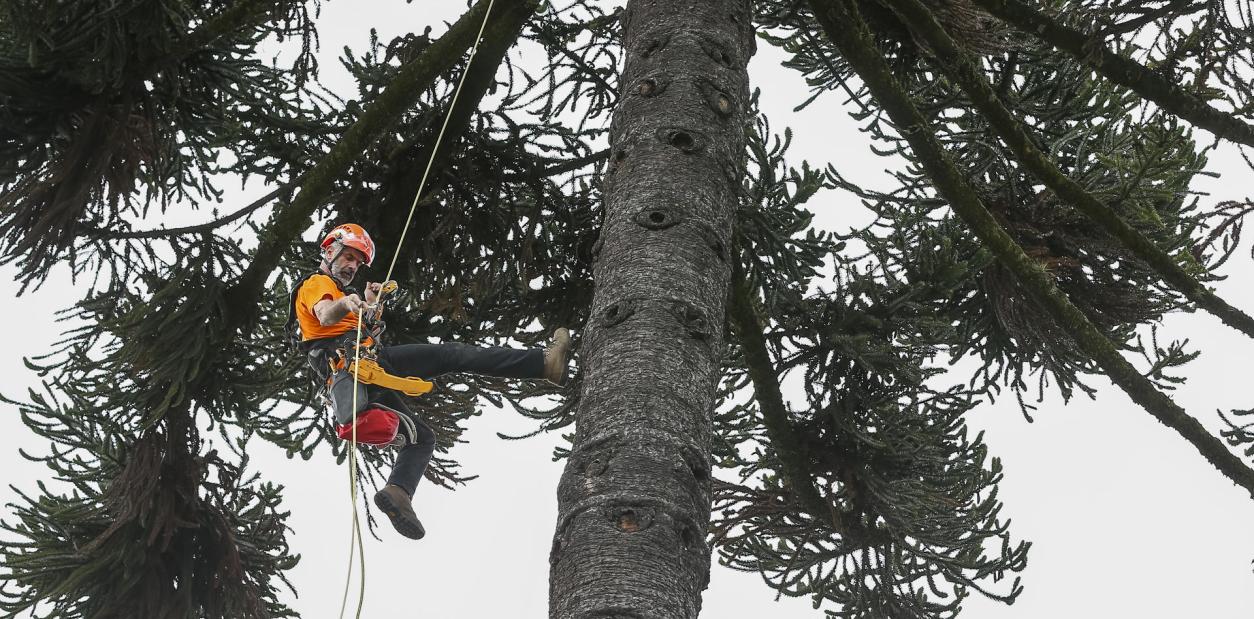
[548,1,754,617]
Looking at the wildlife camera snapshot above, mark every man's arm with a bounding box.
[313,294,365,326]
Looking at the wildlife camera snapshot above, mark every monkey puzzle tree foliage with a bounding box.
[1,0,1253,618]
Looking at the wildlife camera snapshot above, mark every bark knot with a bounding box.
[695,221,727,262]
[599,299,638,327]
[634,74,670,97]
[699,37,736,67]
[678,522,699,550]
[638,34,669,59]
[697,78,736,119]
[609,507,655,533]
[655,127,705,154]
[608,148,629,175]
[669,300,711,340]
[633,205,683,230]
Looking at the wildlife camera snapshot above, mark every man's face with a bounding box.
[326,247,367,285]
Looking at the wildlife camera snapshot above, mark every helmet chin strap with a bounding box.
[322,242,354,287]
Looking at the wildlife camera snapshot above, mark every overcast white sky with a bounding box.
[4,1,1254,617]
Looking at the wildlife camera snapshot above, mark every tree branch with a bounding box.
[884,0,1254,339]
[499,148,610,181]
[1099,0,1204,37]
[373,8,540,255]
[533,28,619,99]
[179,0,279,54]
[970,0,1254,147]
[224,0,537,327]
[808,0,1254,498]
[96,177,301,240]
[727,263,846,532]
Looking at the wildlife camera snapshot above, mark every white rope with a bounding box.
[338,1,499,616]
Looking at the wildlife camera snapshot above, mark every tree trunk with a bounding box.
[548,1,754,617]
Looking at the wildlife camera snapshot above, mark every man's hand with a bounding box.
[314,293,366,326]
[339,293,366,315]
[364,282,382,304]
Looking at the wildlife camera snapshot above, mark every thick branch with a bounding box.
[808,0,1254,497]
[727,265,845,532]
[499,148,610,181]
[97,178,300,240]
[225,0,536,326]
[375,9,536,248]
[970,0,1254,147]
[885,0,1254,339]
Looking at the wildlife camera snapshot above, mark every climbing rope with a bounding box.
[338,316,368,619]
[338,1,498,617]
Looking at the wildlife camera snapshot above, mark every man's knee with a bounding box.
[412,418,436,447]
[397,412,436,448]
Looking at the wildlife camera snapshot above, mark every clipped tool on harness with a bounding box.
[345,357,433,397]
[357,279,398,339]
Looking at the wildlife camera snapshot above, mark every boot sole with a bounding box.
[374,491,426,540]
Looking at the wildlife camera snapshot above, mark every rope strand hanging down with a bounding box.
[339,1,499,617]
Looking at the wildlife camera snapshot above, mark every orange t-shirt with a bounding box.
[295,274,361,341]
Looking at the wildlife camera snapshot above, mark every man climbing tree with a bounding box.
[2,0,1254,617]
[290,222,572,539]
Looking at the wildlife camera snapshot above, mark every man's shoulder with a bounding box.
[301,272,336,287]
[296,273,341,303]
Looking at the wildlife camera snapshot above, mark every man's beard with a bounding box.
[330,264,356,285]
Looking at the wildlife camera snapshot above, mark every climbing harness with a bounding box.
[322,280,433,445]
[288,273,434,447]
[285,258,433,615]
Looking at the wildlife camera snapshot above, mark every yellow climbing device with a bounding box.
[345,357,434,397]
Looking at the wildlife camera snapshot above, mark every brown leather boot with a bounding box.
[373,484,425,540]
[543,327,572,386]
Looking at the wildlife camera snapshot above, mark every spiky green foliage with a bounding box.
[756,0,1231,405]
[0,235,298,618]
[0,1,613,616]
[0,0,326,290]
[715,115,1026,618]
[2,0,1253,617]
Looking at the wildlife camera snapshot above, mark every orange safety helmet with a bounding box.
[320,223,376,266]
